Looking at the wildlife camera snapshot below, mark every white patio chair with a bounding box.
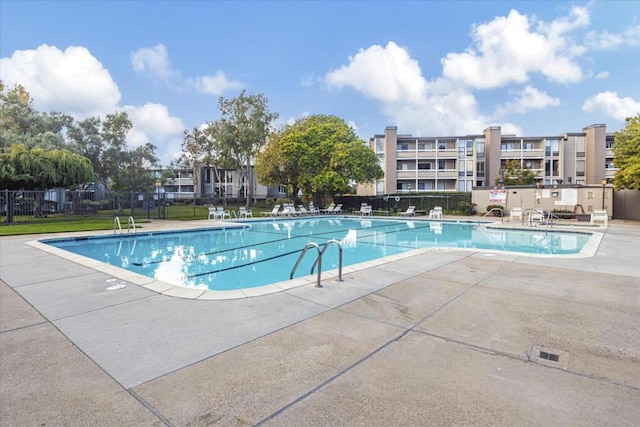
[590,209,608,225]
[510,207,523,221]
[528,209,545,225]
[208,207,217,220]
[429,206,443,219]
[216,206,231,220]
[239,206,253,218]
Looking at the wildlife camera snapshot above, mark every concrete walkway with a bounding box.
[1,218,639,426]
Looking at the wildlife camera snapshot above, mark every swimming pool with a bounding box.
[41,218,593,292]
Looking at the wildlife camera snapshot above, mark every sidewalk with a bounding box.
[1,219,639,426]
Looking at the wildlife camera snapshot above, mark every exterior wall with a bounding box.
[384,126,398,194]
[365,123,615,197]
[483,126,502,187]
[584,124,607,185]
[472,185,613,217]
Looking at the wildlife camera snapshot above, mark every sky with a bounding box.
[1,0,639,165]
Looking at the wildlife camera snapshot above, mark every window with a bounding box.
[476,140,485,158]
[605,139,614,149]
[576,136,585,157]
[546,139,559,156]
[418,162,432,170]
[398,143,409,151]
[375,137,385,153]
[438,160,446,170]
[576,160,585,177]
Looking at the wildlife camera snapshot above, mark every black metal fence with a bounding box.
[0,189,170,225]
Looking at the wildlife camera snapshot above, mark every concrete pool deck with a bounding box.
[1,217,639,425]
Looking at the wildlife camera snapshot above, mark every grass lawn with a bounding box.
[0,219,142,236]
[0,204,273,236]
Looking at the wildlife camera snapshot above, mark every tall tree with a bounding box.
[256,114,383,205]
[68,111,159,192]
[0,82,73,150]
[209,90,279,206]
[612,114,640,190]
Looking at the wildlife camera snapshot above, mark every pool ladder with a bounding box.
[290,239,343,287]
[114,216,137,235]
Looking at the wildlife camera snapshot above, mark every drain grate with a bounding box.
[539,351,560,362]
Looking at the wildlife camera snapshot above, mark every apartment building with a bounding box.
[156,165,279,201]
[364,124,616,195]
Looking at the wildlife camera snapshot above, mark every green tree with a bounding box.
[612,114,640,190]
[208,90,279,206]
[256,114,383,205]
[0,82,73,150]
[494,159,538,186]
[68,112,159,192]
[0,143,94,217]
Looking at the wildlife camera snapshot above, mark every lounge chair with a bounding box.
[510,207,523,221]
[297,205,311,216]
[261,204,281,217]
[590,209,608,225]
[239,206,253,218]
[429,206,443,219]
[308,203,320,215]
[279,204,297,216]
[400,206,416,217]
[331,204,343,214]
[320,203,335,214]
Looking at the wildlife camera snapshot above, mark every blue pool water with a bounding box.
[43,218,591,291]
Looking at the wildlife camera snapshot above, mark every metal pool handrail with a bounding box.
[290,242,322,287]
[311,239,343,282]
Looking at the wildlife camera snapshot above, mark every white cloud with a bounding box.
[326,41,428,104]
[324,42,522,136]
[582,92,640,121]
[131,44,175,81]
[494,86,561,117]
[585,25,640,49]
[185,71,244,96]
[594,71,609,79]
[123,103,185,164]
[131,44,244,96]
[124,103,184,140]
[441,7,589,89]
[0,44,121,117]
